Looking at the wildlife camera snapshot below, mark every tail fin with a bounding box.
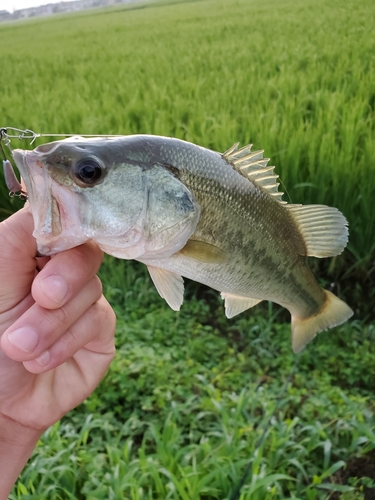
[291,290,353,353]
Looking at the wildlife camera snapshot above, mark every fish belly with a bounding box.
[141,218,326,320]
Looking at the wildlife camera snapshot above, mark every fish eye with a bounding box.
[72,157,105,187]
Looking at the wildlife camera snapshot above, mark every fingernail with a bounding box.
[41,275,68,304]
[35,350,50,367]
[8,327,39,353]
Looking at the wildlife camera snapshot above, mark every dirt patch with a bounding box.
[329,449,375,499]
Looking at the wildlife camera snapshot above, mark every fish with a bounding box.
[11,135,353,352]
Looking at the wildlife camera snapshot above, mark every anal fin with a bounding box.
[147,266,184,311]
[221,292,262,318]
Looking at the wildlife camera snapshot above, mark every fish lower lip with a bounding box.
[13,149,38,200]
[12,149,28,183]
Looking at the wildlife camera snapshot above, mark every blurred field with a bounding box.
[1,0,374,292]
[1,0,375,498]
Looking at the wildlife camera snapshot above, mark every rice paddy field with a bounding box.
[0,0,375,498]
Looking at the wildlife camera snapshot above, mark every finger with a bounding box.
[0,208,37,314]
[23,296,116,374]
[31,241,104,310]
[1,276,103,362]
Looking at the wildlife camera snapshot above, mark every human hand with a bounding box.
[0,206,116,428]
[0,207,116,497]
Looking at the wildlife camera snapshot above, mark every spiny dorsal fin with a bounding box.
[223,143,286,204]
[286,204,349,258]
[221,292,262,318]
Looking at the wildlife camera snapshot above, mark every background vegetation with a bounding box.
[0,0,374,497]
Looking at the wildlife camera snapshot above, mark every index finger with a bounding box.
[0,208,37,315]
[31,241,104,310]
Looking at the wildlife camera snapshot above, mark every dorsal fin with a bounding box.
[223,143,286,204]
[286,204,349,258]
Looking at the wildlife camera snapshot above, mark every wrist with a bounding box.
[0,414,43,500]
[0,412,42,444]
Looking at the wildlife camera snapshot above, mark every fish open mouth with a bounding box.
[12,149,63,254]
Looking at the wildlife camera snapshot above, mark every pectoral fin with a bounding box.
[147,266,184,311]
[221,292,262,318]
[178,240,227,264]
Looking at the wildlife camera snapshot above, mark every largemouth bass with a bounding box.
[11,135,353,352]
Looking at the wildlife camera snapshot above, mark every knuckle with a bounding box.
[93,299,108,323]
[51,306,69,326]
[93,276,103,297]
[37,306,68,334]
[48,327,78,368]
[56,328,77,360]
[86,276,103,303]
[101,299,116,328]
[93,298,116,337]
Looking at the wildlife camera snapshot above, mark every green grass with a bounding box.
[10,257,375,499]
[1,0,374,497]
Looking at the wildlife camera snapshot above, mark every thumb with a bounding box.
[0,207,37,315]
